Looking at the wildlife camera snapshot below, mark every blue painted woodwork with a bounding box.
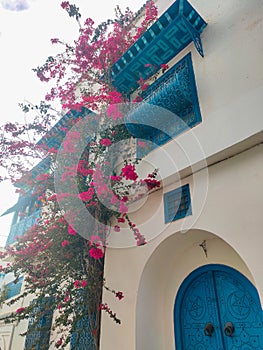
[110,0,207,95]
[174,264,263,349]
[24,298,53,350]
[125,53,201,157]
[37,107,93,150]
[164,184,192,223]
[5,276,23,299]
[70,315,96,350]
[6,210,40,246]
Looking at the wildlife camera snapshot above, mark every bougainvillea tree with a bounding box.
[0,1,162,349]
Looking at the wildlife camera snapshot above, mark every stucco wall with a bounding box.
[100,142,263,350]
[100,0,263,348]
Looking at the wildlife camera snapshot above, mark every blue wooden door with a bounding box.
[174,265,263,350]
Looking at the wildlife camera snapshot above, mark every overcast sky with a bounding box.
[0,0,144,245]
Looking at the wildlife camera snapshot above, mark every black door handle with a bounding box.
[224,322,235,336]
[204,322,214,336]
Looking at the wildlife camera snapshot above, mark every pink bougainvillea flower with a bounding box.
[160,63,169,70]
[118,217,125,223]
[90,235,102,245]
[114,225,120,232]
[110,175,122,181]
[89,247,104,259]
[64,295,70,303]
[78,188,94,202]
[61,240,70,247]
[121,164,138,181]
[107,104,123,120]
[143,178,161,190]
[77,160,93,176]
[141,83,149,91]
[47,194,57,201]
[51,38,60,44]
[100,138,112,147]
[138,140,146,148]
[132,95,143,103]
[36,173,50,181]
[119,201,128,214]
[137,76,144,85]
[55,338,63,348]
[115,291,124,300]
[67,225,76,236]
[61,1,69,10]
[81,280,87,288]
[107,91,123,104]
[47,147,58,154]
[16,307,26,314]
[110,194,119,205]
[74,280,80,288]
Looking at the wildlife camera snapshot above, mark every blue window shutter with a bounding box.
[164,184,192,223]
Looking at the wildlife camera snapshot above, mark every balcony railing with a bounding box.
[6,210,40,246]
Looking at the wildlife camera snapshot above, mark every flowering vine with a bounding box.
[0,1,162,349]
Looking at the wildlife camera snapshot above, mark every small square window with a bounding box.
[164,184,192,223]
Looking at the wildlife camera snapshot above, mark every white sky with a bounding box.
[0,0,144,245]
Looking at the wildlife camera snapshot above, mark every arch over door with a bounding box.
[174,265,263,350]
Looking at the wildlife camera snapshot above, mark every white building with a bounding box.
[99,0,263,349]
[1,0,263,349]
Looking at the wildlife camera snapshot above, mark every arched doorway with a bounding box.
[174,264,263,349]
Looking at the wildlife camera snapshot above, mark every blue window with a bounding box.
[164,184,192,223]
[24,298,53,350]
[5,276,23,299]
[126,54,202,157]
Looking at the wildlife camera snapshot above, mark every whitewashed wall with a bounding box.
[100,0,263,349]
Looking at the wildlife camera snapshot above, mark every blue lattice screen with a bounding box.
[24,299,53,350]
[164,184,192,223]
[70,315,96,350]
[126,53,201,157]
[5,276,23,299]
